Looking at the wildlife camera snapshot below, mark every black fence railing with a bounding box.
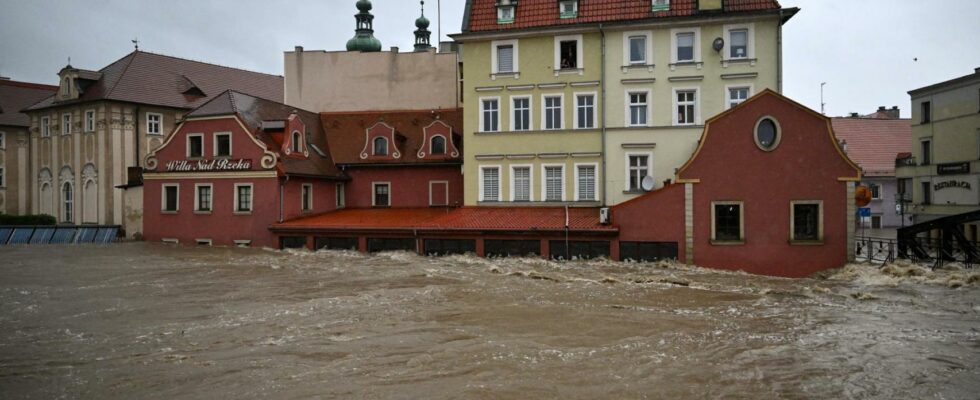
[857,235,978,268]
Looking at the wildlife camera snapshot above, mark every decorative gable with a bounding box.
[283,112,310,158]
[417,119,460,159]
[360,121,402,160]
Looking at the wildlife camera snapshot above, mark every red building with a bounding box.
[320,109,464,209]
[142,91,345,247]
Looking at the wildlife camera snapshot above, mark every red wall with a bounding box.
[342,166,463,208]
[150,118,269,171]
[612,184,687,262]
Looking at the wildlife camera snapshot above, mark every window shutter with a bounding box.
[497,46,514,73]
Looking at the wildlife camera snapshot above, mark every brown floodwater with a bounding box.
[0,243,978,399]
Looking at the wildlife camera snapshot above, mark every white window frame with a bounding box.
[554,34,584,71]
[725,84,753,109]
[789,200,824,243]
[497,4,515,23]
[194,183,213,213]
[84,110,95,132]
[652,0,670,11]
[491,39,519,75]
[711,200,745,243]
[541,164,566,202]
[541,93,565,130]
[195,239,213,246]
[301,183,313,212]
[479,96,501,133]
[161,184,179,213]
[41,116,50,137]
[510,164,534,202]
[213,132,233,158]
[430,134,447,155]
[428,180,450,206]
[623,31,652,66]
[336,183,346,209]
[624,151,653,191]
[0,131,4,149]
[62,113,72,135]
[373,136,389,156]
[625,90,651,127]
[574,163,598,202]
[291,130,303,154]
[511,95,532,131]
[574,92,597,129]
[372,182,391,207]
[479,165,502,202]
[673,87,700,126]
[233,183,253,214]
[723,23,755,61]
[146,112,163,136]
[869,183,881,200]
[234,240,252,248]
[186,133,204,158]
[670,27,701,64]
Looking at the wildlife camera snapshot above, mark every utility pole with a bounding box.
[820,82,826,115]
[437,0,441,48]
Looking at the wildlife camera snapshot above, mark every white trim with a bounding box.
[146,112,163,136]
[373,136,389,156]
[479,96,501,133]
[234,240,252,248]
[573,162,598,202]
[0,131,4,149]
[490,39,519,75]
[510,164,534,202]
[541,93,565,130]
[289,130,303,154]
[372,182,391,207]
[161,184,179,212]
[724,84,754,109]
[194,183,213,213]
[670,27,701,64]
[301,183,313,212]
[186,133,204,158]
[622,30,653,66]
[62,113,72,135]
[84,109,96,132]
[541,163,566,202]
[144,171,278,180]
[195,238,213,246]
[625,89,652,127]
[428,180,450,206]
[510,95,533,131]
[789,200,824,243]
[479,165,502,202]
[722,23,755,61]
[40,116,50,137]
[711,200,744,243]
[573,91,598,129]
[233,183,253,214]
[554,34,584,71]
[162,238,179,245]
[624,151,654,191]
[213,132,233,157]
[429,134,447,155]
[672,87,700,126]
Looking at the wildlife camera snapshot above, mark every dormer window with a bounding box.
[60,76,71,97]
[291,130,303,153]
[431,136,446,155]
[652,0,670,12]
[497,0,516,24]
[559,0,578,18]
[373,137,388,156]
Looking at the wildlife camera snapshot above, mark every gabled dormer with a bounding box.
[283,111,310,158]
[417,119,461,159]
[558,0,578,19]
[360,121,403,160]
[496,0,517,24]
[56,65,102,102]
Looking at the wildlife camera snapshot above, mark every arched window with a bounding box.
[431,136,446,155]
[373,137,388,156]
[291,131,302,153]
[62,182,73,223]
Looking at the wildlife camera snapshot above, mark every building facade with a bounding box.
[451,0,796,207]
[142,91,344,248]
[21,51,283,237]
[0,78,57,215]
[896,67,980,237]
[832,111,912,229]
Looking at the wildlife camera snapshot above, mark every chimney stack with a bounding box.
[888,106,900,119]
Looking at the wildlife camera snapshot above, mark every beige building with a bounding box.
[451,0,797,206]
[0,78,57,215]
[22,51,283,236]
[897,67,980,232]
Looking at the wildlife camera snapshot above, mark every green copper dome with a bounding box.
[347,36,382,52]
[347,0,382,52]
[356,0,372,12]
[416,1,430,29]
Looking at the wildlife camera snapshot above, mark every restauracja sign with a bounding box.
[165,159,252,172]
[933,180,971,191]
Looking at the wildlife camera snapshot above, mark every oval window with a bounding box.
[755,118,779,151]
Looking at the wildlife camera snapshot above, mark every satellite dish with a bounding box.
[712,37,725,52]
[641,175,655,192]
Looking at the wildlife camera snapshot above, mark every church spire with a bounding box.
[413,1,432,52]
[346,0,382,52]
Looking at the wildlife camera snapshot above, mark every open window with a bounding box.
[555,35,583,70]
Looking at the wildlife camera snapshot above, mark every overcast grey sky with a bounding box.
[1,0,978,118]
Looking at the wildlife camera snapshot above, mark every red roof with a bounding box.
[0,79,57,127]
[320,109,463,166]
[831,118,912,177]
[464,0,785,33]
[272,207,616,233]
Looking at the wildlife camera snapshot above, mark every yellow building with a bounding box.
[897,67,980,233]
[451,0,796,206]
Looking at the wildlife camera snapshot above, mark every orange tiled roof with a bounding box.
[464,0,784,33]
[831,118,912,177]
[272,207,616,233]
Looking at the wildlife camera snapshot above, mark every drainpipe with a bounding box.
[279,176,289,223]
[776,10,784,93]
[599,24,607,207]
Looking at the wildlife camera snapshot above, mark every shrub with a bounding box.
[0,213,57,226]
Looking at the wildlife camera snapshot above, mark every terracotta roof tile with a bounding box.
[465,0,783,32]
[320,109,463,166]
[831,118,912,177]
[0,80,57,127]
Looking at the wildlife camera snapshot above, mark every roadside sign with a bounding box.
[858,207,872,217]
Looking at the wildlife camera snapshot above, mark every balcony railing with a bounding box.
[896,156,916,167]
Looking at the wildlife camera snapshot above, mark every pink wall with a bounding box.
[342,166,463,208]
[150,118,269,171]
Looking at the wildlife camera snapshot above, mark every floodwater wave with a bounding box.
[0,243,977,399]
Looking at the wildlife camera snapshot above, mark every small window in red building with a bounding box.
[754,117,780,151]
[373,137,388,156]
[431,136,446,155]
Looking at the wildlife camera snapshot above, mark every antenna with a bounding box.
[437,0,442,48]
[820,82,827,115]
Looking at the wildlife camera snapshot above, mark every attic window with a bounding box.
[559,0,578,18]
[373,137,388,156]
[497,0,516,24]
[652,0,670,12]
[291,131,303,153]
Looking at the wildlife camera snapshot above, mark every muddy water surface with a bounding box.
[1,244,978,399]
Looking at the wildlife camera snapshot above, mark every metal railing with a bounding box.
[857,235,978,268]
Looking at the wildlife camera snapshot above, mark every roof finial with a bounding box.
[132,38,139,50]
[414,0,432,51]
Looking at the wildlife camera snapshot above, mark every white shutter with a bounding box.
[497,45,514,73]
